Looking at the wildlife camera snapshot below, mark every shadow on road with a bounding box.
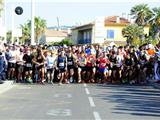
[94,84,160,117]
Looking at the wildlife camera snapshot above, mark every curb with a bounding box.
[152,83,160,89]
[0,81,15,94]
[148,82,160,89]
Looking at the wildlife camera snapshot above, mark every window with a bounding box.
[107,30,114,39]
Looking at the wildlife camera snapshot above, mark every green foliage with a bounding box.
[131,4,153,26]
[132,38,141,46]
[6,30,11,43]
[0,0,3,17]
[49,38,73,46]
[20,20,31,44]
[122,24,144,45]
[19,16,47,44]
[130,4,160,42]
[34,16,47,43]
[61,38,72,45]
[124,4,160,46]
[149,7,160,40]
[137,35,159,46]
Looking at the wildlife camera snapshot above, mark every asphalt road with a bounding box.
[0,83,160,120]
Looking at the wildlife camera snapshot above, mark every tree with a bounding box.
[34,16,47,44]
[6,30,12,43]
[122,24,144,45]
[20,20,31,44]
[20,17,47,44]
[131,4,152,26]
[61,38,72,45]
[0,0,3,17]
[149,7,160,40]
[49,38,73,46]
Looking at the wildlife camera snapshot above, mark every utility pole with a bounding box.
[4,0,6,43]
[11,5,14,44]
[31,0,35,45]
[57,17,60,31]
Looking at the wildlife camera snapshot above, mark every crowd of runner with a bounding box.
[0,42,160,85]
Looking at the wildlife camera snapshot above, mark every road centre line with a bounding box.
[83,83,100,119]
[85,88,90,95]
[88,97,95,107]
[83,83,87,87]
[93,111,102,120]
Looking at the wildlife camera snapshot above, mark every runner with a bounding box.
[33,47,46,84]
[23,48,34,83]
[46,50,56,84]
[56,51,67,85]
[86,51,96,83]
[66,50,76,83]
[7,45,17,80]
[77,51,86,83]
[16,48,24,83]
[98,52,110,83]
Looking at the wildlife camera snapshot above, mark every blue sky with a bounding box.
[2,0,160,30]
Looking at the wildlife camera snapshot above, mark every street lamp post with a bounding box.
[4,0,34,45]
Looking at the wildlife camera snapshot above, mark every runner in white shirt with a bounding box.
[46,51,56,84]
[16,48,24,83]
[8,45,17,80]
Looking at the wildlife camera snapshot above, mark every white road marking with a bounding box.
[85,88,90,95]
[93,111,102,120]
[0,82,15,94]
[17,87,31,89]
[88,97,95,107]
[54,93,72,98]
[47,109,72,116]
[83,83,87,87]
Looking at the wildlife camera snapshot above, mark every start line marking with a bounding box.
[47,109,72,116]
[54,93,72,98]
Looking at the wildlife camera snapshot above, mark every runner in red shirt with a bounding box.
[98,52,110,83]
[86,53,96,83]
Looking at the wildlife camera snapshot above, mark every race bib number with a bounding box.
[117,64,121,67]
[49,61,54,64]
[26,63,32,67]
[59,63,64,67]
[68,61,73,65]
[47,66,53,69]
[48,63,53,67]
[100,63,106,67]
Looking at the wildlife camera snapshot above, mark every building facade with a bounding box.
[39,29,69,44]
[71,16,149,45]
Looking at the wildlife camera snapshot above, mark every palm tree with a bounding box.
[34,16,47,44]
[131,4,152,26]
[149,7,160,40]
[20,17,46,44]
[0,0,3,17]
[122,24,144,45]
[20,20,31,44]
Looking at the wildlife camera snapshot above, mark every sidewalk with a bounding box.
[0,80,14,94]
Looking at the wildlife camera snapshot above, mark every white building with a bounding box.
[39,29,69,44]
